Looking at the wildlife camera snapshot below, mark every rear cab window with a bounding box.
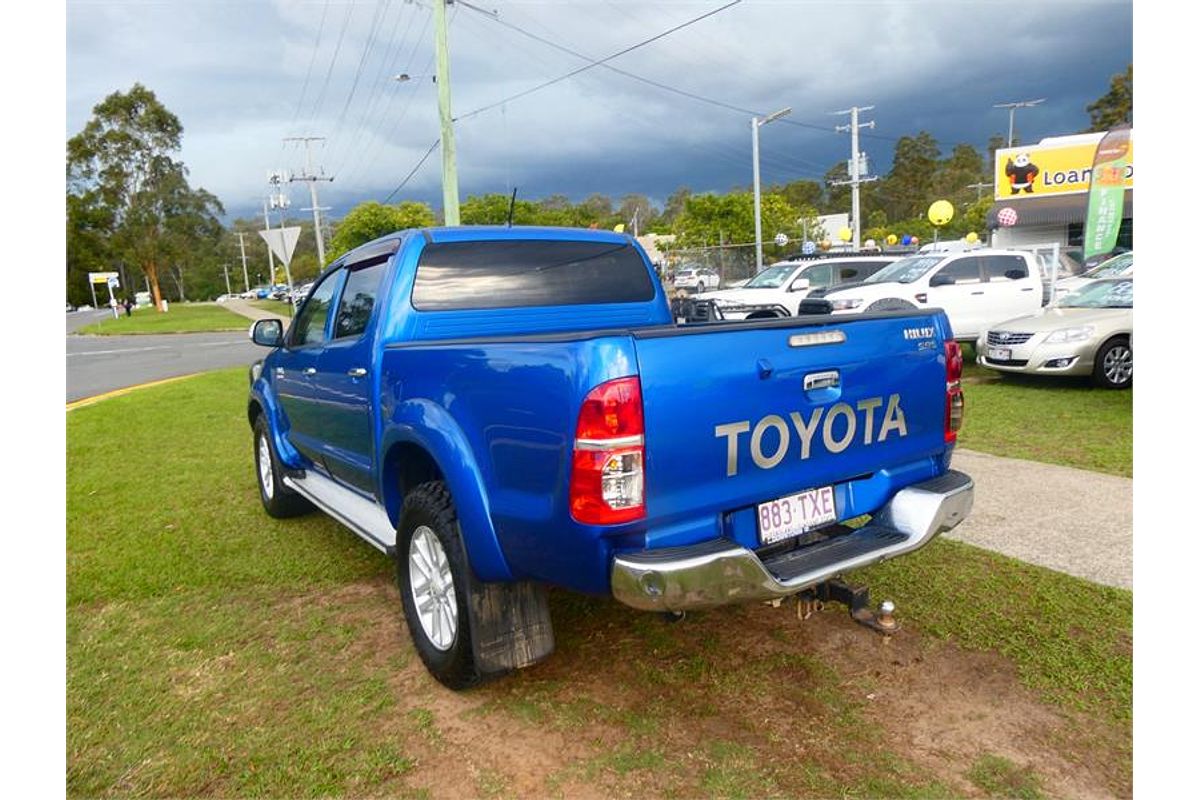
[412,240,656,311]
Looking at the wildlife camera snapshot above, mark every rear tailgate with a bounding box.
[632,313,953,551]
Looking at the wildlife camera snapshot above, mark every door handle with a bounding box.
[303,367,317,376]
[347,368,367,378]
[970,291,985,296]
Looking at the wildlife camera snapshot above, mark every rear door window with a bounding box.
[985,255,1030,281]
[333,262,386,339]
[412,240,656,311]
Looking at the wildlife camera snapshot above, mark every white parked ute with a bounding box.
[694,256,896,320]
[807,249,1043,341]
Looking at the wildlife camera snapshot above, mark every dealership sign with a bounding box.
[993,131,1134,200]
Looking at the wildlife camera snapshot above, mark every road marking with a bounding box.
[66,340,248,357]
[66,373,203,411]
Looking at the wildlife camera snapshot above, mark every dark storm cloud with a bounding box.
[66,0,1132,220]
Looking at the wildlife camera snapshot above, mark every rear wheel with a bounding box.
[253,415,313,518]
[397,481,482,690]
[1093,337,1132,389]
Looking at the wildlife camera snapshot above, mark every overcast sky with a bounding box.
[66,0,1132,221]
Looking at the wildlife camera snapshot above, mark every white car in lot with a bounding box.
[673,267,721,292]
[694,256,896,320]
[812,249,1043,342]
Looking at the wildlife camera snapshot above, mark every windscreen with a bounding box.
[743,264,795,288]
[412,240,656,311]
[1059,279,1132,308]
[864,255,943,284]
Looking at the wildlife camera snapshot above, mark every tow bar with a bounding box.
[796,578,898,635]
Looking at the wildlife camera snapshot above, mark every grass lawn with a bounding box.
[66,369,1132,798]
[76,303,248,335]
[957,344,1132,476]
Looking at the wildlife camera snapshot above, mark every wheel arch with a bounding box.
[379,405,514,582]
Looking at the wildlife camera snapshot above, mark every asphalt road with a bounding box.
[66,330,260,402]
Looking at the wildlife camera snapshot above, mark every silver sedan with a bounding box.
[976,278,1132,389]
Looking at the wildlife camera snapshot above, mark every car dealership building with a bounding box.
[987,129,1133,253]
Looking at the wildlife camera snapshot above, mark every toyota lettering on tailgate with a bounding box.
[713,394,908,477]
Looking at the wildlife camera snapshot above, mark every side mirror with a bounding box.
[788,277,811,292]
[929,273,956,287]
[250,318,284,348]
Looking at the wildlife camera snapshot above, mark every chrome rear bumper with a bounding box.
[611,470,974,612]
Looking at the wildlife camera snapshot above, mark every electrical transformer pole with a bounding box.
[833,105,878,250]
[433,0,461,225]
[285,136,333,266]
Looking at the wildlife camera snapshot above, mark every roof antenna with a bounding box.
[507,186,518,227]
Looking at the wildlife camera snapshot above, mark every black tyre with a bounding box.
[396,481,482,690]
[253,415,313,518]
[1093,337,1132,389]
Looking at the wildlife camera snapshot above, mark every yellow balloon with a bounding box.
[965,231,979,244]
[837,226,852,242]
[885,234,898,246]
[927,199,954,226]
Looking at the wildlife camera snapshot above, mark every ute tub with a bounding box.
[611,469,973,612]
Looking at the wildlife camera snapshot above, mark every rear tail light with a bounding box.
[569,376,646,524]
[945,340,965,442]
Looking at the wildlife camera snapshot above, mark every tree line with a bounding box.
[67,67,1130,305]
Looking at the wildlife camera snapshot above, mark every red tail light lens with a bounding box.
[945,341,965,442]
[570,377,646,524]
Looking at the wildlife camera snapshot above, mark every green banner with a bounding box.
[1083,127,1131,261]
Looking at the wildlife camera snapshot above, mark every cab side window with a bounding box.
[333,262,386,340]
[935,257,983,284]
[985,255,1029,281]
[800,264,832,288]
[291,269,343,347]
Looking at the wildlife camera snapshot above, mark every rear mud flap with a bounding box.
[467,579,556,676]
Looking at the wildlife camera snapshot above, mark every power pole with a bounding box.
[268,172,295,293]
[751,107,792,272]
[237,232,251,293]
[222,263,232,295]
[285,136,334,266]
[433,0,461,225]
[967,181,995,202]
[994,98,1046,147]
[261,199,277,287]
[833,105,878,250]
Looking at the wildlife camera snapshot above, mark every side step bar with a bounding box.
[283,471,396,554]
[611,469,974,612]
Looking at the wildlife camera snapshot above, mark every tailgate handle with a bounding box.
[804,370,840,391]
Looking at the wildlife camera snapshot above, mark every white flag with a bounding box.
[258,226,302,267]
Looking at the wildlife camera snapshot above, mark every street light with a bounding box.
[752,107,791,272]
[994,98,1046,147]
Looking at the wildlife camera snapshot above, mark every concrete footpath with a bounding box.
[947,449,1131,590]
[221,298,293,323]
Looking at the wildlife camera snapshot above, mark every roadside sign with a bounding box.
[258,226,301,266]
[89,271,119,285]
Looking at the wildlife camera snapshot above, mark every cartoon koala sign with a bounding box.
[1005,153,1040,194]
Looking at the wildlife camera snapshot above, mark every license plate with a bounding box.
[987,346,1012,361]
[757,485,837,545]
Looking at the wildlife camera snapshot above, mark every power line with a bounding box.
[455,0,744,122]
[309,1,356,123]
[454,0,898,144]
[290,0,331,131]
[383,138,440,203]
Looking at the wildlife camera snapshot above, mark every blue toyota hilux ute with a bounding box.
[247,226,974,689]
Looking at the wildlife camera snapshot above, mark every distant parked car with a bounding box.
[66,302,75,313]
[977,277,1132,389]
[695,256,896,320]
[673,266,721,292]
[1050,251,1133,301]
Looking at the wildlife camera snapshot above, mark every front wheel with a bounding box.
[253,415,313,518]
[397,482,482,690]
[1093,337,1132,389]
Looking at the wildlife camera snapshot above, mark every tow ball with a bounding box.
[796,578,898,635]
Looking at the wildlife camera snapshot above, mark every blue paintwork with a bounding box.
[249,226,957,595]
